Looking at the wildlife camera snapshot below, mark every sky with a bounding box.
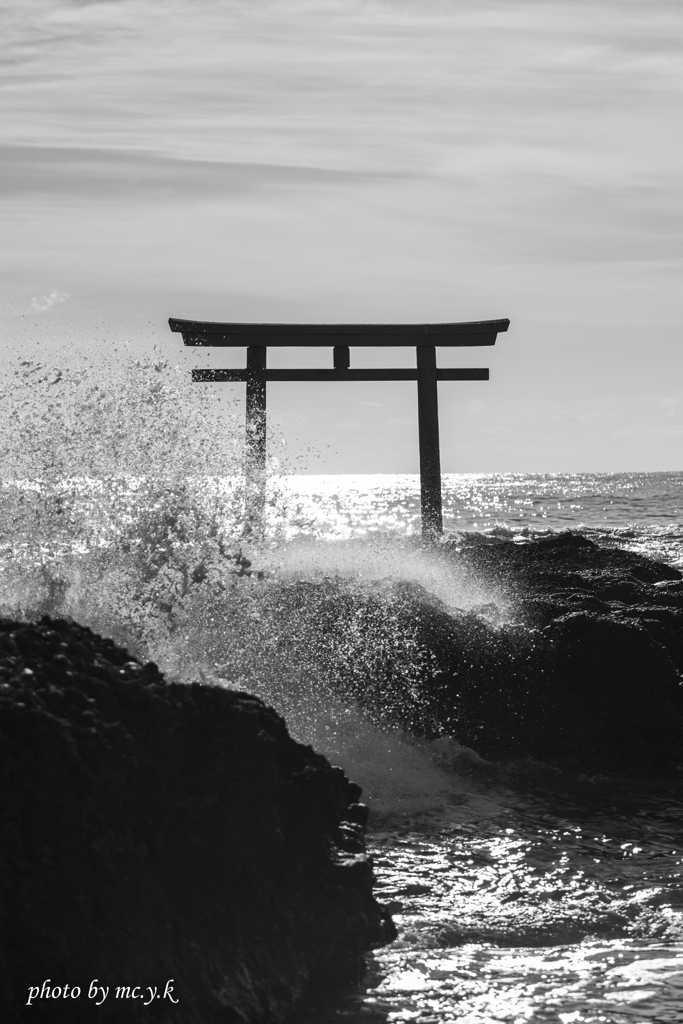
[1,0,682,473]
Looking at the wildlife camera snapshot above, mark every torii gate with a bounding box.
[168,317,509,540]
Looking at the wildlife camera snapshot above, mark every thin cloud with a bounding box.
[3,0,682,182]
[0,145,390,203]
[30,290,70,312]
[659,398,680,416]
[2,0,680,270]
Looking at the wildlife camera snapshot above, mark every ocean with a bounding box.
[2,448,683,1023]
[3,0,682,1017]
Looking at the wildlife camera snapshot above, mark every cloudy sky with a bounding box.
[1,0,682,472]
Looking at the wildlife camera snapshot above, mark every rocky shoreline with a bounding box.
[0,617,395,1023]
[450,531,683,772]
[2,532,682,1018]
[288,531,683,775]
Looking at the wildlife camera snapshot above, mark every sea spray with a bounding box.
[3,354,683,1020]
[0,351,513,816]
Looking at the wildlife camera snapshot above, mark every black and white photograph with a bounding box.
[1,1,682,1021]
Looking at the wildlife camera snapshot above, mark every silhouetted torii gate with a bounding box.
[168,317,509,540]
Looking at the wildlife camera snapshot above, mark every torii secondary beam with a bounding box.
[168,318,509,540]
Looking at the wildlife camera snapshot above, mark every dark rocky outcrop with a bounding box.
[0,617,395,1024]
[453,530,682,618]
[451,529,683,666]
[279,533,683,775]
[434,533,683,773]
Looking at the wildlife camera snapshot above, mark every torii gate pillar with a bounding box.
[244,345,267,536]
[416,344,442,538]
[168,318,509,542]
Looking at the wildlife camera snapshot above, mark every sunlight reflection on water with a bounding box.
[2,462,683,1024]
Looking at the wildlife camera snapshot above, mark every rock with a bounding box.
[430,533,683,772]
[273,535,683,774]
[0,616,395,1024]
[446,531,683,670]
[354,591,682,773]
[540,611,683,770]
[451,529,681,595]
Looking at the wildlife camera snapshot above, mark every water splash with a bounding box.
[3,357,683,1023]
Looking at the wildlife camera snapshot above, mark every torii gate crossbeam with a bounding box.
[168,318,509,540]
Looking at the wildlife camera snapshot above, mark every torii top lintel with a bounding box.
[168,317,509,347]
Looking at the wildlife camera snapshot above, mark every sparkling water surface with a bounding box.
[272,471,683,568]
[2,464,682,1024]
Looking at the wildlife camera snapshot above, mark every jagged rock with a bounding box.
[277,535,683,774]
[430,533,683,771]
[450,529,681,597]
[0,616,395,1024]
[447,531,683,670]
[539,611,683,770]
[341,587,683,773]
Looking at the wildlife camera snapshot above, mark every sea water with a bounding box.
[1,366,682,1023]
